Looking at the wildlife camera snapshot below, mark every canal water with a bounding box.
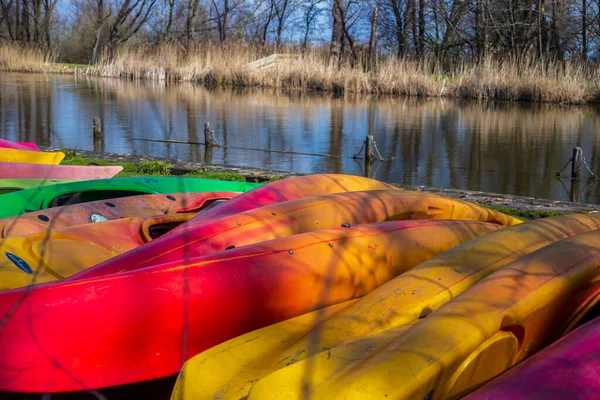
[1,72,599,203]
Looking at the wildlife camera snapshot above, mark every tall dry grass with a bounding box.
[0,45,57,72]
[1,42,600,104]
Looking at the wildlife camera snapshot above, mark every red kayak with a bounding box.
[0,220,499,392]
[0,139,40,151]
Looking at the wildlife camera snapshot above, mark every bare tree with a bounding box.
[300,0,325,50]
[186,0,199,47]
[273,0,295,46]
[84,0,157,63]
[328,0,343,66]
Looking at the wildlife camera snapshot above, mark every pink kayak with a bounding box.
[0,162,123,180]
[465,315,600,399]
[0,139,40,151]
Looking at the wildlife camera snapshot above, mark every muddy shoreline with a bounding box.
[49,147,600,215]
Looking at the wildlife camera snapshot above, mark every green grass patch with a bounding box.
[134,160,172,175]
[61,153,138,175]
[62,154,173,177]
[60,153,274,182]
[474,202,565,221]
[183,170,246,182]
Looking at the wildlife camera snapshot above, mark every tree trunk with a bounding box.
[391,2,404,58]
[43,0,51,53]
[164,0,175,40]
[15,0,20,41]
[410,0,417,55]
[275,0,289,47]
[550,0,562,59]
[418,0,426,58]
[440,0,469,60]
[328,0,343,67]
[365,4,378,72]
[475,0,483,59]
[262,1,274,46]
[0,0,15,40]
[582,0,587,60]
[220,0,229,43]
[21,0,30,43]
[402,1,412,57]
[186,0,199,49]
[32,0,40,44]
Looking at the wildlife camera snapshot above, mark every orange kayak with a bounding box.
[0,191,240,238]
[71,189,521,280]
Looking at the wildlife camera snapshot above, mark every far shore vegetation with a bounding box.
[2,43,600,105]
[0,1,599,104]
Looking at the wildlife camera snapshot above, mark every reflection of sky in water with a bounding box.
[1,72,600,204]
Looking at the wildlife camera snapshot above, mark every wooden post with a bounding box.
[570,178,581,203]
[572,147,583,179]
[93,117,103,153]
[204,122,213,148]
[93,117,102,141]
[365,159,374,178]
[364,135,375,178]
[204,146,213,165]
[365,135,375,162]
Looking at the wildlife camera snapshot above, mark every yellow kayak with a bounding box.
[246,227,600,400]
[172,213,600,400]
[0,147,65,165]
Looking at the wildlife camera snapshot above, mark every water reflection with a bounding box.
[0,72,598,204]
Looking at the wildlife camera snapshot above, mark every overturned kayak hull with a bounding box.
[0,220,500,392]
[0,139,40,151]
[0,178,73,194]
[0,213,201,290]
[0,148,64,164]
[172,213,600,400]
[0,191,240,238]
[0,177,262,219]
[0,162,122,180]
[0,192,239,289]
[464,316,600,400]
[71,189,520,280]
[247,228,600,400]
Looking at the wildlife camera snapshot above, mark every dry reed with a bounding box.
[1,42,599,104]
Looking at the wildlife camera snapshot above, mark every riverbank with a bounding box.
[55,148,600,220]
[2,44,600,104]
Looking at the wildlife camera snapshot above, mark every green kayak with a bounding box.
[0,176,263,218]
[0,179,75,195]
